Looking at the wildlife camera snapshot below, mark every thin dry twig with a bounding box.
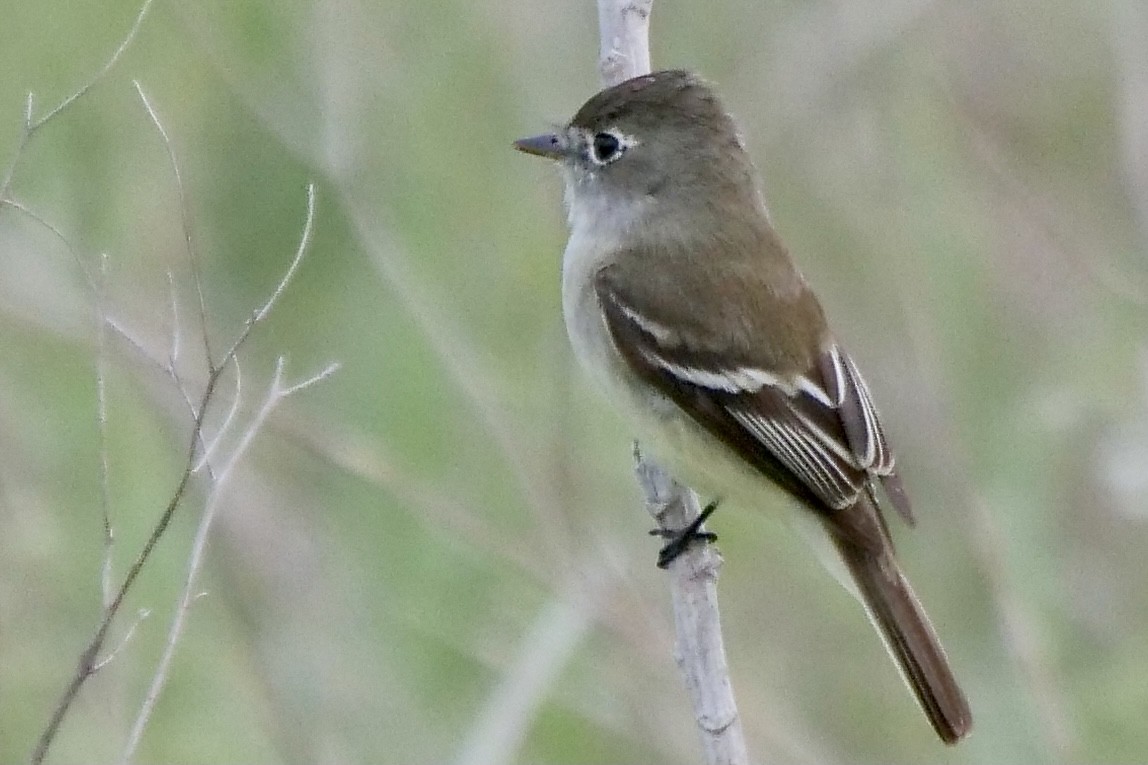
[96,253,115,610]
[0,7,162,760]
[32,0,155,131]
[0,197,97,291]
[632,446,749,765]
[29,358,207,765]
[3,5,326,759]
[0,1,156,623]
[29,166,319,765]
[107,271,218,481]
[119,359,339,763]
[0,0,154,202]
[133,80,213,366]
[104,318,172,378]
[222,185,317,366]
[168,271,182,369]
[195,361,243,474]
[597,0,653,88]
[91,609,151,674]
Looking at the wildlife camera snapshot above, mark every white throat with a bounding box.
[559,181,647,395]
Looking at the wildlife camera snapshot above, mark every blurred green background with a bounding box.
[2,0,1147,762]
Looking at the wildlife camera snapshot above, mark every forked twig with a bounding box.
[0,0,154,202]
[119,359,338,763]
[133,81,213,366]
[4,5,328,760]
[29,170,319,764]
[91,609,151,674]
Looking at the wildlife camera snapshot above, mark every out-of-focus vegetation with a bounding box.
[2,0,1146,762]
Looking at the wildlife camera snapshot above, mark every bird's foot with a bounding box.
[649,500,719,569]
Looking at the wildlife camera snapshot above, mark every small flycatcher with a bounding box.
[515,70,972,744]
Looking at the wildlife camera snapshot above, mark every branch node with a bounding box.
[698,712,738,736]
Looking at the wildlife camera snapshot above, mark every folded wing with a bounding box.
[596,267,913,552]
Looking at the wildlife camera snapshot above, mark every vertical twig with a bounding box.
[96,253,115,610]
[632,446,749,765]
[594,2,750,764]
[1113,0,1148,246]
[597,0,653,85]
[133,81,214,368]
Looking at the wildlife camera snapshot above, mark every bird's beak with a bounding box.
[513,133,566,160]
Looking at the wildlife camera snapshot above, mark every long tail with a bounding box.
[834,537,973,745]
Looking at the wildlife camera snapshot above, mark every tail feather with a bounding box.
[834,536,973,745]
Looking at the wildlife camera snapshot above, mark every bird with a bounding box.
[514,69,972,745]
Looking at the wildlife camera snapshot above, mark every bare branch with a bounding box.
[0,0,154,201]
[162,270,215,478]
[119,358,338,763]
[0,200,118,627]
[134,81,213,366]
[104,318,171,377]
[632,446,749,765]
[192,360,335,475]
[168,271,183,372]
[31,0,155,131]
[596,2,749,764]
[0,97,31,202]
[29,391,209,765]
[279,361,341,396]
[105,311,220,480]
[29,180,322,764]
[0,197,97,291]
[220,183,317,367]
[7,5,324,757]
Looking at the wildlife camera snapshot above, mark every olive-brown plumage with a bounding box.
[516,70,972,744]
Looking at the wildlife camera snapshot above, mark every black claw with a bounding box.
[650,500,719,569]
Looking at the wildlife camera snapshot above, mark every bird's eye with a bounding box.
[591,132,623,164]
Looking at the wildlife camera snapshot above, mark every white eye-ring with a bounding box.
[587,129,636,165]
